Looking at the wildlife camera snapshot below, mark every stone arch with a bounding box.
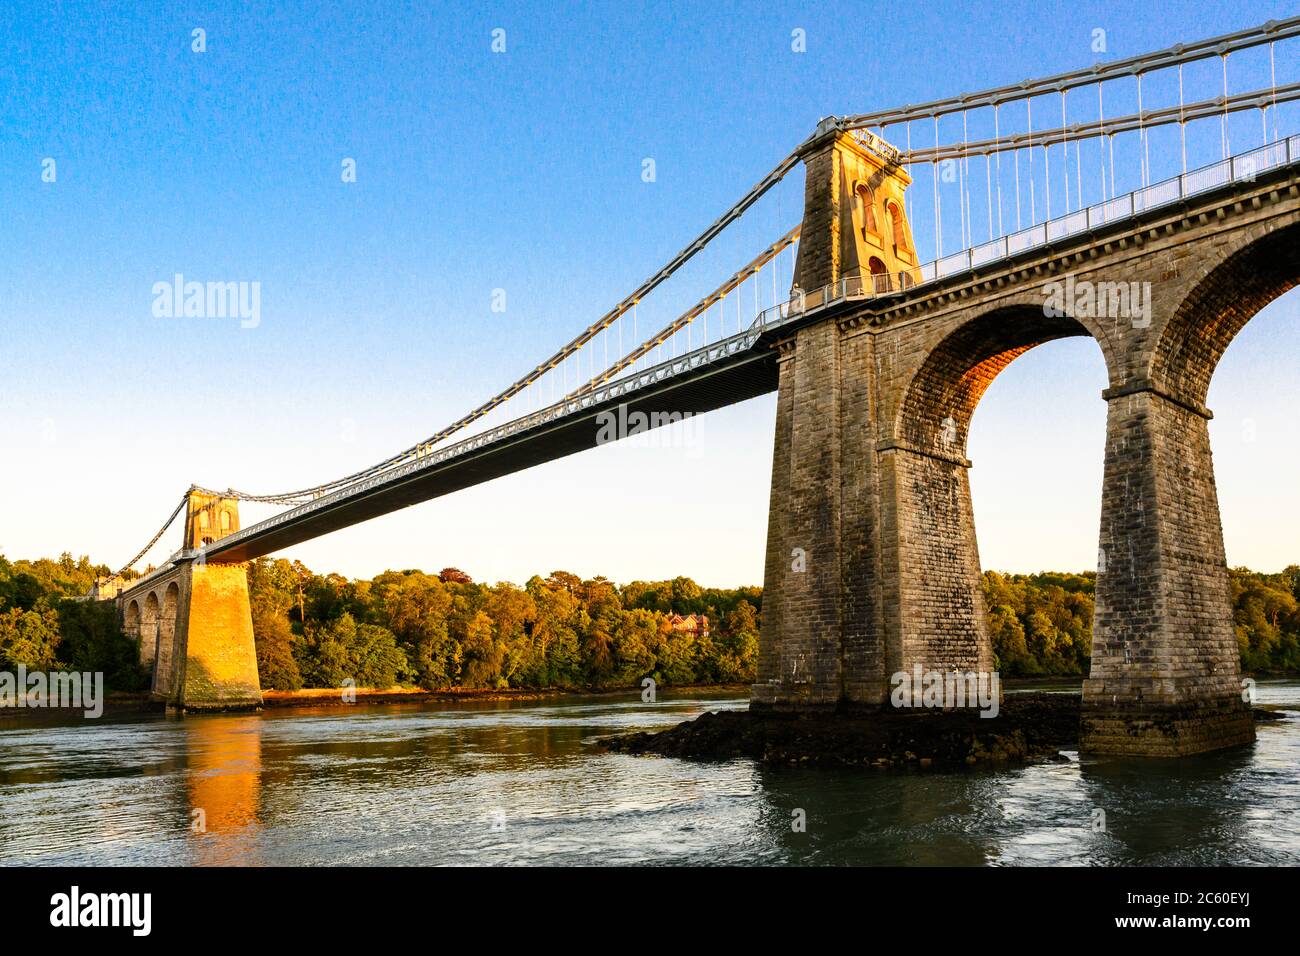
[153,582,181,698]
[141,591,160,672]
[1150,221,1300,407]
[885,199,908,252]
[854,182,880,238]
[878,302,1110,686]
[895,304,1102,456]
[124,600,142,658]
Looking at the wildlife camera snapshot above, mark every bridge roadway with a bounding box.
[207,326,783,563]
[202,135,1300,566]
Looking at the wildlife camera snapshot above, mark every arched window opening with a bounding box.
[887,201,908,252]
[220,510,231,531]
[855,184,880,239]
[868,256,891,293]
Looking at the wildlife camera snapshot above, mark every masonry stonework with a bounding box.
[1081,388,1253,754]
[180,563,263,710]
[117,493,262,712]
[754,126,1299,755]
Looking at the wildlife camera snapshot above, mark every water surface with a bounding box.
[1,682,1297,865]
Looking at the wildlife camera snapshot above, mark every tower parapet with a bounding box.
[792,119,920,296]
[184,489,241,550]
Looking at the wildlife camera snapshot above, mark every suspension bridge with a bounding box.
[105,19,1300,755]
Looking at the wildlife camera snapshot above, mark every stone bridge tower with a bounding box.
[184,490,241,549]
[791,118,921,295]
[754,121,964,713]
[115,488,262,712]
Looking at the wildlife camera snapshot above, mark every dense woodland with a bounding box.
[2,552,1300,692]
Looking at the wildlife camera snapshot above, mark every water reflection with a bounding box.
[0,685,1295,866]
[184,717,263,865]
[1075,747,1267,866]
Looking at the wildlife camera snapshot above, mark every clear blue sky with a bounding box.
[2,0,1297,586]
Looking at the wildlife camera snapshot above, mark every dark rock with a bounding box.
[602,693,1084,769]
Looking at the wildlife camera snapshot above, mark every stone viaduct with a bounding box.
[751,126,1299,755]
[106,123,1297,756]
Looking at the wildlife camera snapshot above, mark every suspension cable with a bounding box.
[839,16,1300,128]
[898,83,1300,164]
[565,226,801,401]
[111,493,189,579]
[212,145,806,504]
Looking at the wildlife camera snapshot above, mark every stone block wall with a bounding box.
[118,559,263,712]
[753,142,1297,754]
[181,563,263,711]
[882,448,992,678]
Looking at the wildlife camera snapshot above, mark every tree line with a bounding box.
[246,561,762,691]
[982,567,1300,676]
[3,552,1300,692]
[0,553,147,689]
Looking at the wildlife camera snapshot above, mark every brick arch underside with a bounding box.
[1154,221,1300,407]
[898,308,1094,454]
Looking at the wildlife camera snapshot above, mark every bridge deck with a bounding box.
[208,334,779,563]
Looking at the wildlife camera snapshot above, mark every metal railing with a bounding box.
[750,134,1300,331]
[210,324,766,555]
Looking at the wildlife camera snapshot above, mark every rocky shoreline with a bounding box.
[258,682,748,709]
[603,694,1289,768]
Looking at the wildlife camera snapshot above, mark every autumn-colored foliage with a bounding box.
[3,552,1299,694]
[242,558,761,691]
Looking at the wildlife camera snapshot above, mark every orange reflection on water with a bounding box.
[184,715,262,862]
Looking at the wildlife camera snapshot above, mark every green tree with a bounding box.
[372,571,453,688]
[55,597,149,690]
[347,619,411,688]
[460,610,503,687]
[0,605,62,669]
[612,609,659,684]
[714,599,760,682]
[247,559,303,690]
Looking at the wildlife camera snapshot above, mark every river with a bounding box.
[1,681,1297,866]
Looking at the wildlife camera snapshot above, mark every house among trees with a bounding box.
[667,613,710,639]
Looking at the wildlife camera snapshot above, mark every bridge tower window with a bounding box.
[220,510,231,531]
[855,184,880,239]
[867,256,891,292]
[886,200,908,252]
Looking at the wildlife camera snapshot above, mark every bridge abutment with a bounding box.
[120,558,263,713]
[178,562,263,711]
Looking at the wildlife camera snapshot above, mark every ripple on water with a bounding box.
[0,687,1297,865]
